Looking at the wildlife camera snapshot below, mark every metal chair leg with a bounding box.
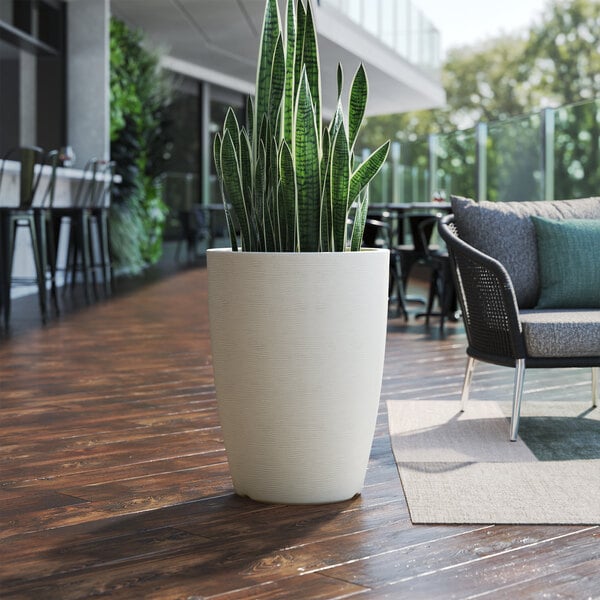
[510,358,526,441]
[460,356,475,412]
[26,216,47,324]
[592,367,598,408]
[3,217,17,328]
[99,211,112,295]
[0,215,10,328]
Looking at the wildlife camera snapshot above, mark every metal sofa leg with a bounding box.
[460,356,475,412]
[592,367,599,408]
[510,358,526,441]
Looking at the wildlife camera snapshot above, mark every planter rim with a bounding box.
[207,248,389,256]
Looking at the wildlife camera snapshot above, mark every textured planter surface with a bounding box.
[207,249,389,504]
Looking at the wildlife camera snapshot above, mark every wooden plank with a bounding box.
[321,524,590,589]
[352,528,600,598]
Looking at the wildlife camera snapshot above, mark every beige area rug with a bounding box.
[387,399,600,524]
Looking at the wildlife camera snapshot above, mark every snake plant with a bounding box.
[214,0,390,252]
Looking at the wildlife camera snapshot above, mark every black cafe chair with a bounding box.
[415,214,456,332]
[396,213,440,289]
[362,218,409,320]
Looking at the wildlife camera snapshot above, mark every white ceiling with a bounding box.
[110,0,446,117]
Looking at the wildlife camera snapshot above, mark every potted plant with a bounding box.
[208,0,390,504]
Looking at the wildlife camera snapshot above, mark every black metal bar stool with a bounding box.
[87,160,115,296]
[34,149,61,317]
[52,158,96,303]
[0,146,47,328]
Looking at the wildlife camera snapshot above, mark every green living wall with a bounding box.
[109,18,172,274]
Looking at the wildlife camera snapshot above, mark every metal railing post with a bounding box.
[391,141,401,204]
[428,133,438,200]
[476,122,488,202]
[200,81,211,206]
[542,107,555,200]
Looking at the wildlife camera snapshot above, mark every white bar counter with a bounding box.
[0,161,115,295]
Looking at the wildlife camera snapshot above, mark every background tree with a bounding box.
[357,0,600,201]
[523,0,600,198]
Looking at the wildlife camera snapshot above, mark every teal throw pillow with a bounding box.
[531,216,600,309]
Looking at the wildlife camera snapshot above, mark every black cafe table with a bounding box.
[372,202,451,246]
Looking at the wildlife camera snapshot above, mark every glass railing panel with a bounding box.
[554,98,600,199]
[400,136,430,203]
[359,99,600,206]
[435,129,477,201]
[488,113,543,202]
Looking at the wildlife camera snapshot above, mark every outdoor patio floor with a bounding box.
[1,257,598,599]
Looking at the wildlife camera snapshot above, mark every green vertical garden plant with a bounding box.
[214,0,390,252]
[110,18,172,273]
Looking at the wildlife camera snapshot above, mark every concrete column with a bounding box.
[19,51,36,145]
[66,0,110,167]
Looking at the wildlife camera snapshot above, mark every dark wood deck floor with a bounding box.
[1,259,598,599]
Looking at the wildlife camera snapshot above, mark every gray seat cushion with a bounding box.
[520,309,600,358]
[451,196,600,308]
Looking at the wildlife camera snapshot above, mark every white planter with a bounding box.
[207,248,389,504]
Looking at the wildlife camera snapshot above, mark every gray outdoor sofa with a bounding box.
[438,196,600,441]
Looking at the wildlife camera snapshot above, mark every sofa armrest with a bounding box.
[438,214,527,365]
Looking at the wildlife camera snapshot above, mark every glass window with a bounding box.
[0,0,65,156]
[0,38,19,151]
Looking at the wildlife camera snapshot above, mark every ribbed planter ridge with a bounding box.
[207,248,389,504]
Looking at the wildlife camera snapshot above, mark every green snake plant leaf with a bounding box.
[255,139,267,248]
[255,0,281,146]
[330,116,350,252]
[269,33,285,132]
[214,132,238,251]
[321,123,330,171]
[223,107,241,155]
[294,0,306,107]
[246,96,254,147]
[348,64,367,151]
[320,127,331,251]
[294,67,321,252]
[213,131,223,183]
[264,189,277,251]
[269,134,282,250]
[283,0,296,144]
[279,139,297,251]
[328,100,344,151]
[258,138,277,252]
[224,208,240,251]
[337,63,344,101]
[221,129,252,250]
[350,189,369,251]
[239,128,253,211]
[349,141,390,204]
[302,0,321,137]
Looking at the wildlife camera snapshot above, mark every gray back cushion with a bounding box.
[451,196,600,308]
